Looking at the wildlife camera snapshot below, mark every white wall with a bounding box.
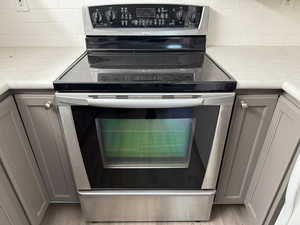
[0,0,299,47]
[0,0,85,47]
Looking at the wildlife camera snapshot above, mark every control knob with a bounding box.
[189,13,196,23]
[92,11,102,24]
[176,8,184,21]
[105,8,116,22]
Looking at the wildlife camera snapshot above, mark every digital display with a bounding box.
[136,8,156,18]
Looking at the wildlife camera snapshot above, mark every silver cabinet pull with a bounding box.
[44,101,53,109]
[240,100,248,109]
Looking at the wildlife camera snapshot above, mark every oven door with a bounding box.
[56,92,234,191]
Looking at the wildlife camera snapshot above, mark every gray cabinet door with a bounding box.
[0,96,49,225]
[0,163,30,225]
[216,94,278,204]
[244,95,300,225]
[15,94,77,203]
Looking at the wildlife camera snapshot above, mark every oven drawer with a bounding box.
[79,190,215,222]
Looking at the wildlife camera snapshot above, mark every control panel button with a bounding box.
[132,20,138,26]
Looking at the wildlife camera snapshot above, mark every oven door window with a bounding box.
[96,118,194,168]
[72,106,219,189]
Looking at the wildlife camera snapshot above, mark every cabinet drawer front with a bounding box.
[79,190,215,222]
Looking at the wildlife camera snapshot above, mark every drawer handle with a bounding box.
[44,101,53,109]
[240,100,248,109]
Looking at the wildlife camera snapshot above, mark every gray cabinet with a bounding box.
[15,94,77,203]
[216,94,278,204]
[0,163,29,225]
[0,96,49,225]
[244,95,300,225]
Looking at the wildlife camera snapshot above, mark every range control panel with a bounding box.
[89,4,203,28]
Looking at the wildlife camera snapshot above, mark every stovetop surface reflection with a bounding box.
[54,51,236,92]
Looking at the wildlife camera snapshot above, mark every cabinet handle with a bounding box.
[44,101,53,109]
[240,100,248,109]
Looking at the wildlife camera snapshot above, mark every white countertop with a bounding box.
[207,46,300,90]
[282,81,300,103]
[0,47,85,94]
[206,46,300,102]
[1,46,300,102]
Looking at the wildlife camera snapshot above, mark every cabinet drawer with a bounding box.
[79,190,215,222]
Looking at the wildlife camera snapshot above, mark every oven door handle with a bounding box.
[86,98,204,108]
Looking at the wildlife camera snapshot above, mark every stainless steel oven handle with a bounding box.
[86,98,204,108]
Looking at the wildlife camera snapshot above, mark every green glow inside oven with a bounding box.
[96,119,193,158]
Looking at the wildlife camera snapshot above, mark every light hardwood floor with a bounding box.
[41,204,247,225]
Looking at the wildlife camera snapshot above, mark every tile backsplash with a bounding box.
[0,0,299,47]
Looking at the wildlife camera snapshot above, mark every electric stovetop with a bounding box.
[54,51,236,92]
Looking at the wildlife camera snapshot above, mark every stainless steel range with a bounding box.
[54,2,236,222]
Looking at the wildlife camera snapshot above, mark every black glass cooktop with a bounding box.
[54,51,236,92]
